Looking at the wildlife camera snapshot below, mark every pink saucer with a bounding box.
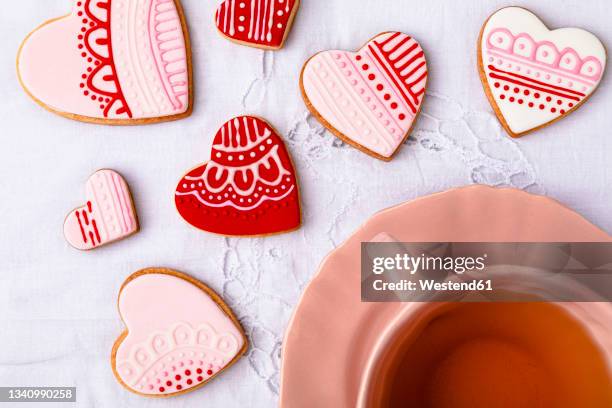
[279,185,612,407]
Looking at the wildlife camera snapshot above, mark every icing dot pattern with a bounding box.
[485,53,591,126]
[215,0,298,48]
[138,350,220,395]
[54,0,191,120]
[302,32,428,158]
[76,0,131,118]
[175,116,301,236]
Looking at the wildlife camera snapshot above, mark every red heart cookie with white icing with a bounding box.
[300,32,428,161]
[215,0,300,50]
[63,169,138,250]
[17,0,192,124]
[479,7,606,137]
[112,268,247,397]
[175,116,301,236]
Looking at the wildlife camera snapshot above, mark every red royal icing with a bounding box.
[215,0,299,49]
[77,0,132,118]
[175,116,301,236]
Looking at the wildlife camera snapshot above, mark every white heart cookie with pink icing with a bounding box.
[112,269,247,397]
[300,32,428,161]
[479,7,606,137]
[17,0,192,124]
[63,169,138,250]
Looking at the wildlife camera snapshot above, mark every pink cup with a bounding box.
[281,186,612,407]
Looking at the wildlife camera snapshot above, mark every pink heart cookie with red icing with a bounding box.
[479,7,606,137]
[63,169,138,250]
[175,116,301,237]
[17,0,192,124]
[112,268,247,397]
[300,32,428,161]
[215,0,300,50]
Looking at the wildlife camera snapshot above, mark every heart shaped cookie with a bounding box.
[175,116,301,236]
[63,169,138,250]
[478,7,606,137]
[17,0,192,124]
[300,32,428,161]
[112,268,248,397]
[214,0,300,50]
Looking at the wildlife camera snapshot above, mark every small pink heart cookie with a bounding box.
[479,7,606,137]
[112,268,248,397]
[17,0,192,124]
[63,169,138,250]
[300,32,428,161]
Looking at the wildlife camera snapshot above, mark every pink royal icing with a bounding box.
[487,29,603,82]
[480,7,606,136]
[17,0,190,122]
[63,169,138,250]
[301,32,428,159]
[113,271,246,396]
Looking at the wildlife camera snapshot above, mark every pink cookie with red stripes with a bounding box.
[63,169,138,250]
[479,7,606,137]
[215,0,300,50]
[112,268,247,397]
[17,0,192,124]
[300,32,428,161]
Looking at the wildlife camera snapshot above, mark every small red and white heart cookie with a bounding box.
[63,169,138,250]
[215,0,300,49]
[478,7,606,137]
[175,116,301,236]
[112,268,247,397]
[17,0,192,124]
[300,32,428,161]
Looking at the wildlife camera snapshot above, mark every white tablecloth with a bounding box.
[1,0,611,406]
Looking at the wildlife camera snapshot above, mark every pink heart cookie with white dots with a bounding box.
[479,7,606,137]
[112,268,248,397]
[300,32,428,161]
[63,169,138,250]
[17,0,192,124]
